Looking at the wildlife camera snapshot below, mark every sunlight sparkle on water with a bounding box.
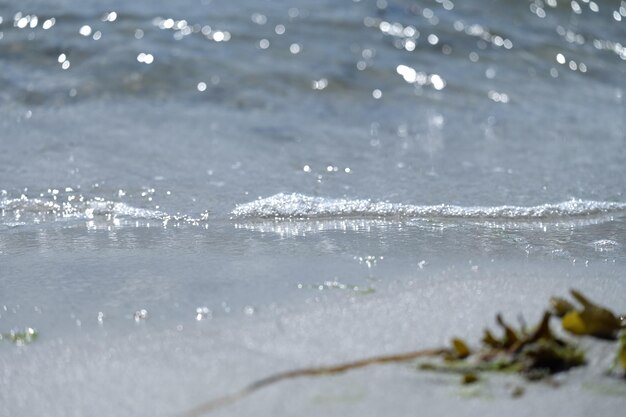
[42,18,55,29]
[103,12,117,22]
[396,65,446,90]
[137,53,154,64]
[312,78,328,90]
[79,25,92,37]
[488,90,510,103]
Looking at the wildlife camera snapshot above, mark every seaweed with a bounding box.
[552,290,623,340]
[551,290,626,377]
[421,311,585,381]
[461,372,479,385]
[179,347,448,417]
[0,327,38,346]
[179,289,625,417]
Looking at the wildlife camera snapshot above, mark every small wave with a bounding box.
[231,193,626,220]
[1,196,164,220]
[0,195,208,227]
[233,215,618,238]
[591,239,620,252]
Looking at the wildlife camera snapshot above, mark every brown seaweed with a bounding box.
[179,289,625,416]
[557,290,623,340]
[179,348,447,417]
[422,311,585,380]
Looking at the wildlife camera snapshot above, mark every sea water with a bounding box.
[1,1,625,416]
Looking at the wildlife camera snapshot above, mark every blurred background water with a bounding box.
[1,0,624,210]
[0,1,625,416]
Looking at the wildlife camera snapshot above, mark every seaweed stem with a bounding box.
[179,348,447,417]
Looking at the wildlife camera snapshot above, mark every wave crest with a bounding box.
[1,195,208,227]
[231,193,626,220]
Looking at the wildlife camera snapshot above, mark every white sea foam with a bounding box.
[0,195,207,227]
[591,239,620,252]
[232,193,626,220]
[0,196,164,220]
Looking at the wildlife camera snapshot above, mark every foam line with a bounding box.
[231,193,626,220]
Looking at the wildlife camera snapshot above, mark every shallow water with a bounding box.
[1,1,625,416]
